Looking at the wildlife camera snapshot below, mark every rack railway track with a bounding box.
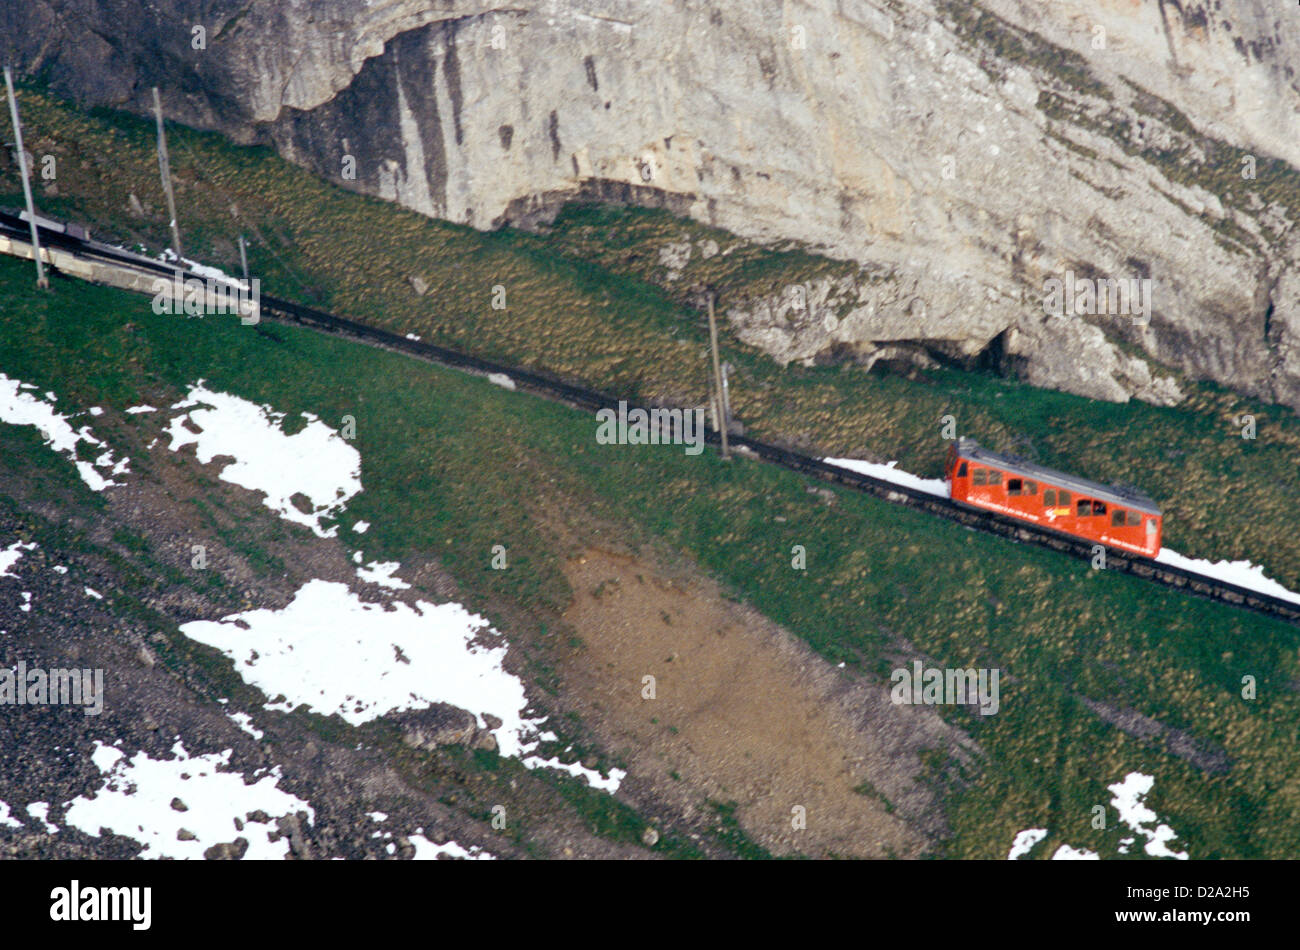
[3,209,1297,627]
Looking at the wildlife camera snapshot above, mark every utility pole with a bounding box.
[238,234,249,283]
[706,291,729,460]
[4,66,47,289]
[152,87,183,261]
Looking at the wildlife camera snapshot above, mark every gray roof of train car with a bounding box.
[955,438,1162,515]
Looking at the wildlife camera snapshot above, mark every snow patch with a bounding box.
[1157,549,1300,606]
[408,834,494,860]
[355,560,410,590]
[1051,844,1099,860]
[163,383,362,538]
[179,580,624,791]
[0,374,128,491]
[1108,772,1187,860]
[63,740,312,860]
[1009,771,1187,861]
[1007,828,1048,860]
[1,540,35,579]
[26,802,57,834]
[227,712,264,741]
[822,457,948,497]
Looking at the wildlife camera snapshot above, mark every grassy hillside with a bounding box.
[2,255,1298,858]
[1,83,1298,598]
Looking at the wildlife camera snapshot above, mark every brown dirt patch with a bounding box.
[558,546,967,858]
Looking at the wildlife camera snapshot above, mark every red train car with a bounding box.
[946,438,1162,557]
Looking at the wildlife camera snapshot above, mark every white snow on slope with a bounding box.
[0,374,128,491]
[821,457,948,497]
[1108,772,1188,860]
[1,540,35,579]
[26,802,57,833]
[158,250,248,290]
[63,740,312,859]
[1157,549,1300,606]
[163,383,361,538]
[1007,828,1048,860]
[1051,844,1100,860]
[409,834,495,860]
[1008,771,1186,860]
[228,712,264,741]
[355,559,411,590]
[0,801,22,829]
[180,580,529,746]
[178,580,625,791]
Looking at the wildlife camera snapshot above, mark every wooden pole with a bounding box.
[707,291,729,460]
[4,67,47,289]
[238,234,249,282]
[152,87,183,261]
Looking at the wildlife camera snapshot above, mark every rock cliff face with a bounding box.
[5,0,1300,409]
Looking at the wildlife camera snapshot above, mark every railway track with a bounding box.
[4,208,1298,627]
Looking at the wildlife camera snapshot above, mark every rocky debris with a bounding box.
[275,814,311,859]
[392,704,499,753]
[170,797,187,812]
[641,827,660,847]
[408,275,429,296]
[203,837,249,860]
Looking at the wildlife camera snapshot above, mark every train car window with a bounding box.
[973,468,987,485]
[1127,511,1141,527]
[1092,501,1106,516]
[1043,489,1056,506]
[1112,508,1125,526]
[988,470,1002,486]
[1007,478,1022,495]
[1025,481,1037,495]
[1058,490,1070,506]
[957,461,968,478]
[1076,499,1092,517]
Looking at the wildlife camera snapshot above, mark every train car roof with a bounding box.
[955,438,1162,515]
